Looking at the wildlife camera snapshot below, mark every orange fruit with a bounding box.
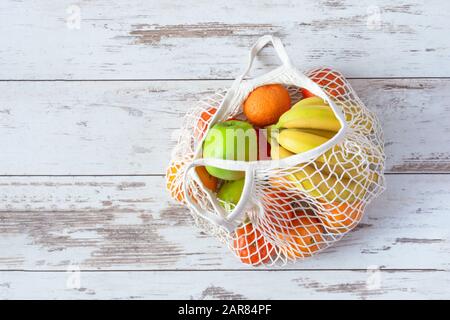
[319,202,363,234]
[277,217,324,258]
[195,166,218,191]
[243,84,291,127]
[166,161,185,203]
[233,222,274,265]
[300,68,347,98]
[194,107,217,140]
[166,163,218,203]
[300,87,316,99]
[261,190,296,234]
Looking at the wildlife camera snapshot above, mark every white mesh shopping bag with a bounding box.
[166,35,385,266]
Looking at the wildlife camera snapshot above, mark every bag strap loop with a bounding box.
[235,35,292,84]
[209,35,292,127]
[183,161,255,233]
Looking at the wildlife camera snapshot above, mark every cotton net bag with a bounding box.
[166,35,385,266]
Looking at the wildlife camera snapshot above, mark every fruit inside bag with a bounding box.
[166,36,385,266]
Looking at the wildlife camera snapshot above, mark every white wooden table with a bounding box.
[1,0,449,299]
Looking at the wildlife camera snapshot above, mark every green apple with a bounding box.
[217,178,245,210]
[202,120,257,180]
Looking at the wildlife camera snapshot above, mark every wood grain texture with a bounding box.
[1,270,449,299]
[0,0,449,79]
[1,0,449,300]
[1,175,449,271]
[1,78,449,175]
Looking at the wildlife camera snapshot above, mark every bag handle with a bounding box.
[204,35,294,128]
[183,160,255,233]
[234,35,292,84]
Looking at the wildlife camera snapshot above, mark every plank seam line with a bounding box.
[0,77,449,82]
[0,269,447,273]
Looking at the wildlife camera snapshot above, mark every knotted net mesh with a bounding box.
[166,68,385,266]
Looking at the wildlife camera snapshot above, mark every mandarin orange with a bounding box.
[243,84,291,127]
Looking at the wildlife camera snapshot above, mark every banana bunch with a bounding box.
[269,97,379,204]
[274,96,341,132]
[269,97,341,158]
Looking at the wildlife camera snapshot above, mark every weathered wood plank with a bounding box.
[0,175,449,270]
[0,0,449,79]
[0,79,449,174]
[1,270,448,299]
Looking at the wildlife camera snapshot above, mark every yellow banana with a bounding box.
[276,128,379,185]
[317,155,380,185]
[275,104,341,131]
[320,144,382,170]
[267,98,382,196]
[341,104,376,135]
[270,138,294,160]
[294,96,325,107]
[277,129,329,154]
[317,143,380,184]
[298,128,337,139]
[287,164,367,204]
